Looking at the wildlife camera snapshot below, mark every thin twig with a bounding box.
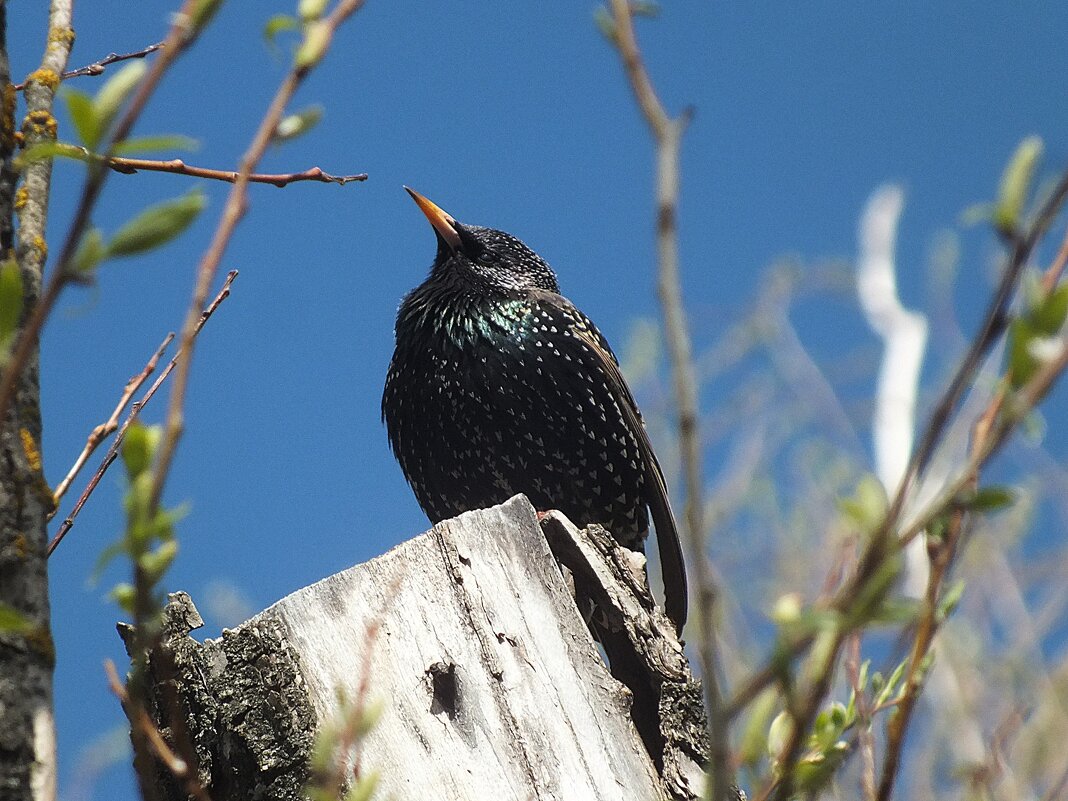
[49,333,174,513]
[13,42,164,91]
[145,0,367,521]
[0,0,206,427]
[104,660,212,801]
[47,271,236,557]
[846,634,877,801]
[106,157,367,187]
[880,170,1068,542]
[1041,220,1068,293]
[604,3,728,798]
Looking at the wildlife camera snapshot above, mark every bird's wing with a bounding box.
[531,290,689,632]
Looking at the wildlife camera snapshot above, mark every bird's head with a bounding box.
[404,187,560,294]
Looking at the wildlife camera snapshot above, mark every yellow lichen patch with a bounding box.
[32,235,47,259]
[14,186,27,211]
[12,531,28,558]
[24,69,60,93]
[23,110,57,140]
[47,26,76,48]
[20,428,42,473]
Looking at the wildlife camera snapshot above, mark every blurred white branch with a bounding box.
[856,185,930,595]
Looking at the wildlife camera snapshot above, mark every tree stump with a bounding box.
[132,495,717,800]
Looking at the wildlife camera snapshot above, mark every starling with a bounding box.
[383,188,688,631]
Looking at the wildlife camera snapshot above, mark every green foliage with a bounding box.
[106,188,206,258]
[299,0,330,23]
[71,228,106,276]
[61,62,148,150]
[994,136,1043,235]
[837,474,888,534]
[113,135,199,155]
[307,689,384,801]
[1008,281,1068,387]
[99,422,185,619]
[273,105,324,144]
[265,14,301,47]
[63,87,99,149]
[958,485,1016,513]
[295,21,330,70]
[191,0,225,31]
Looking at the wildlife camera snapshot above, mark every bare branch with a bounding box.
[13,42,164,91]
[146,0,368,525]
[105,157,367,187]
[47,272,236,558]
[0,0,207,427]
[49,333,174,513]
[603,2,728,799]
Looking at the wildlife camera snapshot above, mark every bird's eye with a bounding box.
[457,228,487,261]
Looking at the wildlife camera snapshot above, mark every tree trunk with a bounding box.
[0,3,57,799]
[133,496,727,801]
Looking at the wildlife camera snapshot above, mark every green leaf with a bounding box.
[112,135,199,156]
[994,136,1043,235]
[192,0,224,30]
[875,659,908,708]
[295,21,330,70]
[937,579,966,622]
[767,710,790,762]
[1008,317,1042,387]
[343,771,379,801]
[93,62,147,140]
[298,0,329,22]
[0,258,23,349]
[736,689,778,769]
[71,228,106,276]
[264,14,300,46]
[273,105,323,144]
[106,189,206,258]
[63,87,101,149]
[353,697,384,739]
[0,602,31,634]
[122,422,160,480]
[593,7,617,43]
[16,140,91,168]
[960,485,1016,512]
[109,583,137,615]
[631,1,661,17]
[837,474,888,534]
[1029,283,1068,336]
[139,539,178,584]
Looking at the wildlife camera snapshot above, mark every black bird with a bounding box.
[383,188,688,631]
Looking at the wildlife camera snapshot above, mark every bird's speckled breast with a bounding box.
[383,288,650,546]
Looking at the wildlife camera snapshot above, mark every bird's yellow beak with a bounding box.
[404,186,462,252]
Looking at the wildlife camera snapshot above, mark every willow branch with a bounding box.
[603,2,727,799]
[13,42,164,91]
[49,333,173,513]
[146,0,367,520]
[873,402,989,801]
[47,272,236,557]
[105,156,367,186]
[0,0,206,427]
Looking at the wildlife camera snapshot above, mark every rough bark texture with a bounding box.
[0,3,60,799]
[139,496,734,800]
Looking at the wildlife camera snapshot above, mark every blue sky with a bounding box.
[7,2,1068,798]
